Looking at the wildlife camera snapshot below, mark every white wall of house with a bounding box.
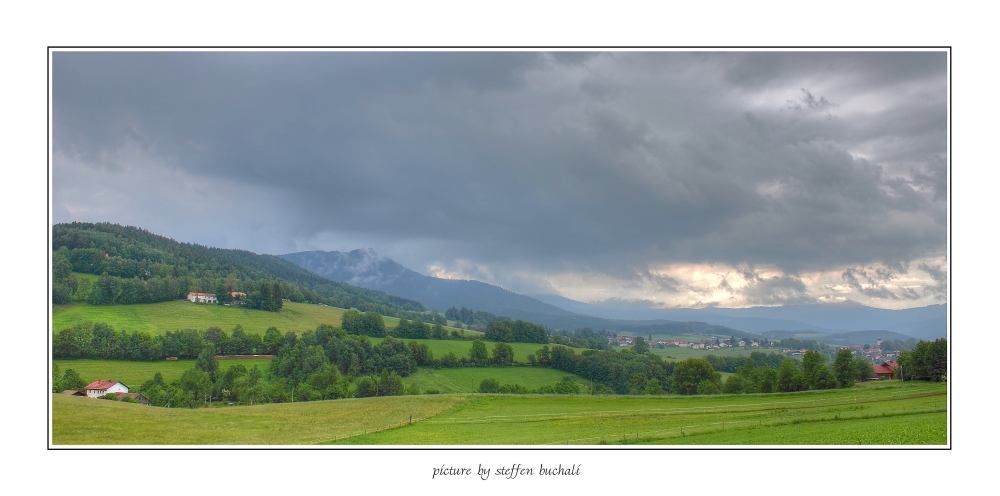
[86,382,129,398]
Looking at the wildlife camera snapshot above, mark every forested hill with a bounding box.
[51,222,426,316]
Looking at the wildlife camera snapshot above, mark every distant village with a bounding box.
[610,334,901,363]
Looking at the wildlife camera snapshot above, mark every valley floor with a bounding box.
[52,381,946,446]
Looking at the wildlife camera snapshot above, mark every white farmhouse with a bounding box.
[187,292,218,304]
[84,380,129,398]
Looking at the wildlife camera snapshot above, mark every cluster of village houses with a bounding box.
[612,335,901,377]
[611,335,768,350]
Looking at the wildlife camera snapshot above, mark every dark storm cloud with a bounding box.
[737,265,811,305]
[52,51,947,300]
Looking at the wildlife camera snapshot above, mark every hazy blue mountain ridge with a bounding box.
[280,250,577,318]
[281,249,945,340]
[531,293,947,339]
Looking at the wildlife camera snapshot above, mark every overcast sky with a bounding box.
[52,50,947,310]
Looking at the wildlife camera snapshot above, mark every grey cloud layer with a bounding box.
[53,51,947,296]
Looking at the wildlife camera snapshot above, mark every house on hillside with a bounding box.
[187,292,218,304]
[84,380,129,398]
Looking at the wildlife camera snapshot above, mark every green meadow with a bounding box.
[333,381,946,445]
[51,300,477,338]
[52,381,945,445]
[52,393,463,445]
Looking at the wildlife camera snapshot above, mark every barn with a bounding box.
[872,364,895,381]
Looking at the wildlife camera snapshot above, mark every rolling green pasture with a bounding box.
[52,301,346,336]
[53,358,273,389]
[402,367,584,393]
[51,300,476,338]
[52,393,463,445]
[332,381,946,445]
[53,381,946,445]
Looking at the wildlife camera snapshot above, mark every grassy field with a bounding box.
[52,300,347,336]
[52,381,946,445]
[51,300,477,338]
[53,358,274,388]
[332,381,946,445]
[402,367,585,393]
[52,393,463,445]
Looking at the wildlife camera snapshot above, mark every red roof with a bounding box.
[85,380,121,391]
[882,361,899,370]
[872,364,894,376]
[188,292,216,297]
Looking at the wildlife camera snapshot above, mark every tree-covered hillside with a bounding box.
[52,222,426,317]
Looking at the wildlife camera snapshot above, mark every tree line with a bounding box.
[445,306,499,328]
[483,319,548,344]
[897,338,947,381]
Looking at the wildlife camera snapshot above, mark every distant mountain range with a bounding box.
[280,249,576,317]
[530,294,947,340]
[280,249,947,341]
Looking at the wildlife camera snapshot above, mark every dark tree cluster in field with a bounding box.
[704,352,787,373]
[53,322,290,361]
[52,250,79,304]
[340,309,387,337]
[392,318,430,339]
[477,375,580,395]
[549,327,610,350]
[897,338,947,382]
[51,363,85,393]
[483,319,548,344]
[445,306,499,327]
[672,358,723,395]
[135,364,271,408]
[775,338,825,351]
[721,358,780,394]
[543,346,677,395]
[270,325,416,383]
[722,349,877,394]
[52,222,426,315]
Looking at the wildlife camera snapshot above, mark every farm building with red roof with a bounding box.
[84,380,129,398]
[872,364,895,381]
